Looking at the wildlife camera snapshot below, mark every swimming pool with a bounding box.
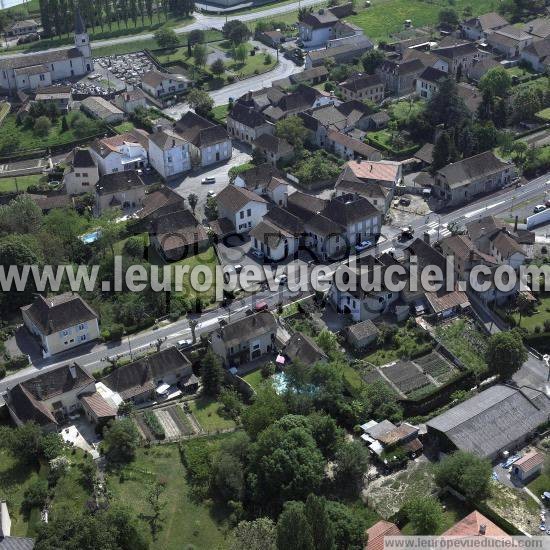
[80,230,101,244]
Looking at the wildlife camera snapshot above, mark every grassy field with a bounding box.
[0,113,104,154]
[536,108,550,122]
[189,396,237,432]
[148,244,220,306]
[527,468,550,499]
[0,174,44,193]
[211,104,230,125]
[107,444,229,549]
[513,295,550,332]
[0,16,194,56]
[349,0,498,42]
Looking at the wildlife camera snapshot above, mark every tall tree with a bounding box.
[230,518,277,550]
[103,418,140,465]
[405,496,444,535]
[432,131,454,172]
[200,349,224,396]
[485,330,527,380]
[305,495,335,550]
[276,502,314,550]
[333,440,369,498]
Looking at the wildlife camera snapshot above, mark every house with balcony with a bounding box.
[211,311,277,367]
[89,130,149,175]
[21,292,99,358]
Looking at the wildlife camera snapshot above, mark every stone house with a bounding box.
[95,170,146,214]
[216,185,268,234]
[63,147,99,195]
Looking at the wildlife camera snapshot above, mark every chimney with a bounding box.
[479,524,486,535]
[423,231,430,245]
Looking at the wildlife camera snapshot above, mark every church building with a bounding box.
[0,9,92,93]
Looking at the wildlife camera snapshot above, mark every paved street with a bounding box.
[2,2,321,56]
[1,172,549,395]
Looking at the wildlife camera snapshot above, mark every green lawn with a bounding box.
[148,244,220,306]
[175,42,277,85]
[389,99,425,122]
[513,295,550,332]
[113,121,136,133]
[188,396,237,432]
[536,108,550,122]
[0,174,44,193]
[527,470,550,498]
[514,76,550,93]
[349,0,498,42]
[210,104,230,125]
[0,450,46,537]
[107,444,229,549]
[243,369,265,391]
[435,318,487,373]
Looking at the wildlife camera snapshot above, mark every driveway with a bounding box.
[168,142,252,220]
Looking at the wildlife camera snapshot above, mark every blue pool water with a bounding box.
[80,230,101,244]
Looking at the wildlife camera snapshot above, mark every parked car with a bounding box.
[254,300,269,312]
[355,240,373,253]
[176,339,192,349]
[275,274,288,285]
[399,197,411,206]
[207,191,216,198]
[251,249,264,260]
[201,177,216,184]
[399,226,415,241]
[534,204,546,213]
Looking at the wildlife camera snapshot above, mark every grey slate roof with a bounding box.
[217,185,267,213]
[219,311,277,347]
[284,332,327,365]
[0,47,83,70]
[72,148,95,168]
[96,170,145,195]
[21,292,98,335]
[102,347,191,400]
[437,151,509,189]
[427,384,550,458]
[175,111,229,148]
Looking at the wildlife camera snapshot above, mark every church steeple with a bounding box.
[74,5,92,71]
[74,6,86,35]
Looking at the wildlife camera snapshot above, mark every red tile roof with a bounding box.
[347,160,400,183]
[442,511,509,538]
[366,521,401,550]
[514,450,544,472]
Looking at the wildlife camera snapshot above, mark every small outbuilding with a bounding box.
[512,450,544,482]
[345,319,379,349]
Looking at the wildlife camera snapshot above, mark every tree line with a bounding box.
[38,0,195,39]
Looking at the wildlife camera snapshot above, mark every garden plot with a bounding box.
[383,360,432,395]
[363,369,386,385]
[415,351,457,383]
[137,405,195,442]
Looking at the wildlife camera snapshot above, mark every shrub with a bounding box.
[6,354,29,371]
[23,479,48,511]
[109,324,124,341]
[261,361,276,378]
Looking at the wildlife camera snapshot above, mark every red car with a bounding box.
[254,300,268,312]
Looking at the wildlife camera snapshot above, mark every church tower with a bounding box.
[74,7,92,68]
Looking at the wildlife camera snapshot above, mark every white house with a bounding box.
[298,10,339,48]
[175,111,231,168]
[113,88,148,114]
[63,147,99,195]
[487,25,534,59]
[148,128,191,179]
[141,69,190,105]
[89,130,149,175]
[0,9,92,92]
[460,12,508,41]
[416,66,449,99]
[21,293,100,357]
[233,163,289,206]
[217,185,268,233]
